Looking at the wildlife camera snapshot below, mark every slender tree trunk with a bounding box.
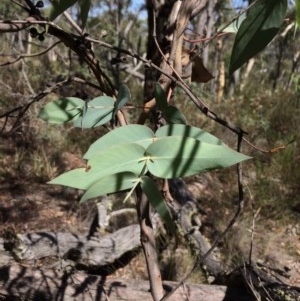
[136,189,164,301]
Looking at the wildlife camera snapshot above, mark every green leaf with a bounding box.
[146,136,251,178]
[297,0,300,28]
[80,172,138,203]
[229,0,287,75]
[49,167,95,190]
[156,124,225,146]
[219,12,246,33]
[79,0,91,29]
[50,143,147,189]
[164,106,187,124]
[49,0,78,21]
[74,96,115,128]
[84,125,155,159]
[154,82,168,111]
[113,84,131,118]
[154,83,187,124]
[87,142,147,177]
[38,97,84,124]
[140,176,175,234]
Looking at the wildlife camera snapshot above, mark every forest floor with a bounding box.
[1,143,300,287]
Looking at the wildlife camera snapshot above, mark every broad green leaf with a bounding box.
[219,12,246,33]
[146,136,251,178]
[49,0,78,21]
[140,176,175,234]
[113,84,131,118]
[87,142,147,177]
[156,124,225,146]
[49,167,97,190]
[79,0,91,29]
[84,125,155,159]
[154,82,168,111]
[164,106,187,124]
[38,97,84,124]
[297,0,300,28]
[80,172,138,203]
[229,0,287,75]
[50,143,147,189]
[74,96,115,128]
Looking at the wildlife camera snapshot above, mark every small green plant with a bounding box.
[38,83,250,231]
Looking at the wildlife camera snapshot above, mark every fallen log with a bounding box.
[1,263,299,301]
[0,264,255,301]
[0,225,141,274]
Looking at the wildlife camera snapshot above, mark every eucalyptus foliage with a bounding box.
[40,83,251,230]
[38,0,293,233]
[230,0,287,74]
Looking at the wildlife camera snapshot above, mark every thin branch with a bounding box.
[151,7,235,137]
[136,188,164,301]
[123,65,145,81]
[24,0,41,15]
[160,195,244,300]
[243,137,294,153]
[11,0,29,11]
[161,132,246,301]
[0,19,56,30]
[21,59,35,95]
[0,41,61,67]
[87,34,247,136]
[0,77,102,134]
[62,11,83,35]
[1,15,279,150]
[249,207,261,265]
[200,0,260,51]
[0,18,246,136]
[237,132,245,210]
[0,19,116,96]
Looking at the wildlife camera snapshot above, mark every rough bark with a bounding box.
[0,264,255,301]
[0,225,141,274]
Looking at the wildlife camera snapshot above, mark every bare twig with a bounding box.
[0,41,61,67]
[0,21,30,32]
[200,0,260,52]
[243,137,294,153]
[89,37,246,135]
[242,263,261,301]
[62,11,83,35]
[0,17,115,96]
[0,17,247,136]
[88,12,247,135]
[0,19,55,30]
[249,207,261,265]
